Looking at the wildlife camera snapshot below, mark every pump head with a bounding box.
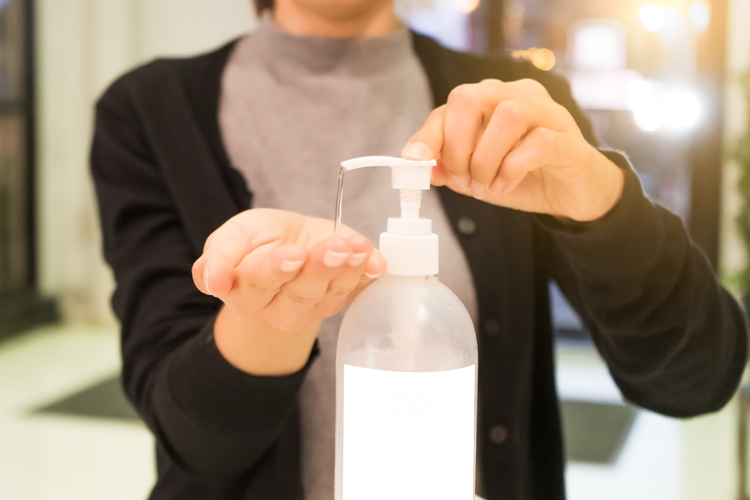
[340,156,439,277]
[340,156,434,190]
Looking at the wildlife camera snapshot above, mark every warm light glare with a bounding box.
[569,22,627,71]
[629,79,660,132]
[531,48,556,71]
[630,82,704,134]
[512,48,556,71]
[634,107,661,132]
[688,0,710,32]
[627,79,658,111]
[639,3,666,33]
[455,0,480,14]
[659,88,703,131]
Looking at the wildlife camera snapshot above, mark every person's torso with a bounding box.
[218,15,479,500]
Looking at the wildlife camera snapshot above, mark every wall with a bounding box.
[34,0,255,324]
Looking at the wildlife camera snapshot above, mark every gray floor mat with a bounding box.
[34,376,636,464]
[562,400,637,464]
[34,376,139,422]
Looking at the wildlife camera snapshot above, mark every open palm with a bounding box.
[192,208,386,333]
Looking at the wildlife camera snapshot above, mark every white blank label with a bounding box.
[343,364,476,500]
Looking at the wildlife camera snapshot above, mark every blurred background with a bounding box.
[0,0,749,498]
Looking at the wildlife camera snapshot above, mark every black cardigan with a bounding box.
[90,32,747,500]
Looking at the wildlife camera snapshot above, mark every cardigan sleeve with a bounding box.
[90,68,316,487]
[526,67,747,416]
[536,152,747,416]
[483,52,746,417]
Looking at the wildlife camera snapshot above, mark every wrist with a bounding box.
[214,306,321,377]
[593,152,625,221]
[571,148,625,222]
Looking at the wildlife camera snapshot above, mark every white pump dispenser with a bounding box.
[339,156,438,276]
[334,156,478,500]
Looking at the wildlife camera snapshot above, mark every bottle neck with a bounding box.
[379,223,439,276]
[379,273,438,284]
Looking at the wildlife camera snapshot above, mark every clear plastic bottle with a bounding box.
[333,156,478,500]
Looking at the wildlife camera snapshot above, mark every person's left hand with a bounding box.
[401,78,624,222]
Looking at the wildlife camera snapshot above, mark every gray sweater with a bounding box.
[219,14,478,500]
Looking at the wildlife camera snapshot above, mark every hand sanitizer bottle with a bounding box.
[334,156,478,500]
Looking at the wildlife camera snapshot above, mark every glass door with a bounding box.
[0,0,55,338]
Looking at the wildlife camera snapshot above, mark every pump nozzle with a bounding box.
[340,156,436,223]
[337,156,439,277]
[340,156,436,191]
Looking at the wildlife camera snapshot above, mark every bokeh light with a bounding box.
[630,79,660,132]
[511,47,556,71]
[639,3,666,33]
[629,80,704,134]
[568,21,627,72]
[688,0,710,32]
[627,79,658,112]
[659,88,704,132]
[530,48,556,71]
[633,106,661,132]
[455,0,480,14]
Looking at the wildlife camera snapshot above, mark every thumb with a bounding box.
[402,105,446,161]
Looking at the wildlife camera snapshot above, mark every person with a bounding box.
[89,0,747,497]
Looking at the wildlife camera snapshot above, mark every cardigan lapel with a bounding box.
[411,31,458,107]
[133,43,243,255]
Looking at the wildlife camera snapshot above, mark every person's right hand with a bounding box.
[192,208,387,334]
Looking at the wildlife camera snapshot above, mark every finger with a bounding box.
[442,85,485,192]
[271,237,353,315]
[194,213,290,297]
[316,235,373,316]
[350,250,387,300]
[230,243,308,308]
[470,99,531,197]
[364,249,387,279]
[327,235,372,292]
[192,219,248,297]
[476,99,574,196]
[492,127,562,195]
[402,105,446,161]
[430,155,448,187]
[501,78,552,100]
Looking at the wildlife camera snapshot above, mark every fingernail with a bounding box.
[204,266,212,296]
[280,260,304,273]
[323,250,349,267]
[403,141,431,160]
[365,271,382,280]
[450,174,471,191]
[348,252,367,266]
[470,180,486,200]
[490,178,505,195]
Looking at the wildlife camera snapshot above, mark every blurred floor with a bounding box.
[557,342,682,500]
[0,327,686,500]
[0,325,154,500]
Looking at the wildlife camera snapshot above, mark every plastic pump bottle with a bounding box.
[334,156,478,500]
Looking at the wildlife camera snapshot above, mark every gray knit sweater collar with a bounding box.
[250,12,413,76]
